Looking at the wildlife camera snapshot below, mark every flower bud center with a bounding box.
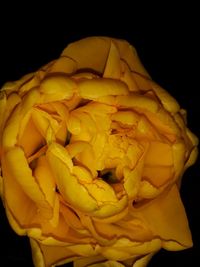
[99,169,119,184]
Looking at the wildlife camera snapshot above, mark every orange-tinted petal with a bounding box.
[34,156,57,218]
[133,185,192,249]
[30,238,78,267]
[78,78,129,100]
[4,147,49,210]
[40,76,75,103]
[18,115,45,157]
[61,37,111,73]
[142,165,173,187]
[1,153,38,231]
[2,89,40,148]
[47,143,98,213]
[103,41,122,79]
[149,80,180,113]
[111,38,150,78]
[145,141,173,166]
[48,56,77,74]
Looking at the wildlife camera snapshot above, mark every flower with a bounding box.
[0,37,198,267]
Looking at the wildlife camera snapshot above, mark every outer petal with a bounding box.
[96,238,161,261]
[132,253,155,267]
[133,185,193,249]
[103,41,122,79]
[61,37,111,73]
[1,151,39,231]
[30,239,45,267]
[110,38,150,78]
[86,260,125,267]
[79,253,155,267]
[48,56,77,75]
[2,88,40,148]
[30,238,78,267]
[149,80,180,113]
[74,256,107,267]
[4,147,49,209]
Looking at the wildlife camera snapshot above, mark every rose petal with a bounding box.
[145,141,173,166]
[61,37,111,73]
[92,218,152,244]
[123,163,143,199]
[4,147,51,214]
[110,38,150,78]
[120,61,139,92]
[0,91,7,130]
[133,185,192,249]
[92,195,127,218]
[149,80,180,113]
[40,75,76,102]
[1,153,38,230]
[132,72,152,91]
[2,72,34,95]
[18,114,45,157]
[2,88,40,148]
[74,256,107,267]
[48,56,77,74]
[30,238,78,267]
[111,111,140,126]
[78,78,129,100]
[103,41,122,79]
[135,115,160,141]
[138,180,160,199]
[47,143,98,213]
[142,165,174,187]
[34,156,57,219]
[77,102,117,115]
[132,253,155,267]
[97,238,161,261]
[31,108,60,142]
[115,94,159,113]
[84,179,118,203]
[86,260,125,267]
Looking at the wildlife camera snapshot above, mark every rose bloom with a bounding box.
[0,37,198,267]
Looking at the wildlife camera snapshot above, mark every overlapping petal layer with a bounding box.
[0,37,198,267]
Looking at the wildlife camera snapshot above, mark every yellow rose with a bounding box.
[0,37,198,267]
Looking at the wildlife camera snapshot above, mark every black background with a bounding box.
[0,3,199,267]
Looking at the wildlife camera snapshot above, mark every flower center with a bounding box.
[99,169,119,184]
